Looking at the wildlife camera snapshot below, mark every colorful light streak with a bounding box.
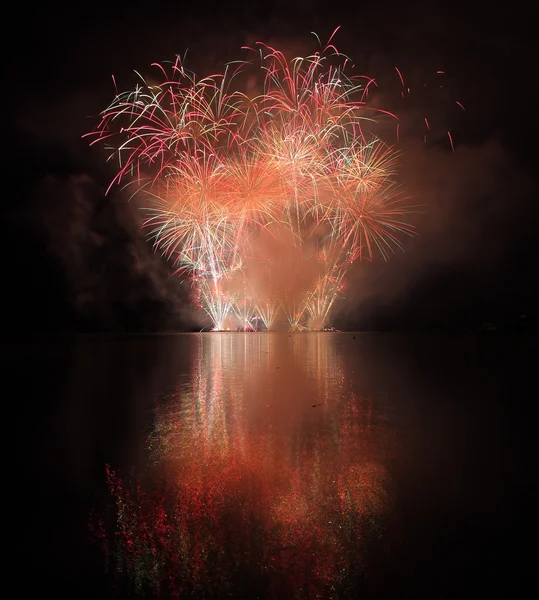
[87,32,461,330]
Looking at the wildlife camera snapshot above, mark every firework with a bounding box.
[87,34,422,330]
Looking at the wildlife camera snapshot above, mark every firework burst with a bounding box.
[87,33,424,331]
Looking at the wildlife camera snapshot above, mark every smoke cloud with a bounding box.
[337,136,534,327]
[26,174,201,332]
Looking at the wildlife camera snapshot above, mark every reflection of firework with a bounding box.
[88,33,419,330]
[92,334,393,599]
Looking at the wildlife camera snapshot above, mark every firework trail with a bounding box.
[87,33,457,330]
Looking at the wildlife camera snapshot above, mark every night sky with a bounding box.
[6,0,538,334]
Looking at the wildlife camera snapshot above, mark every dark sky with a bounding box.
[5,0,538,333]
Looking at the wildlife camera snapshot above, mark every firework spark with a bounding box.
[87,36,424,330]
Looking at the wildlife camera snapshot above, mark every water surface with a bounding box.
[10,332,535,598]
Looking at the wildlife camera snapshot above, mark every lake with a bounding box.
[10,332,536,598]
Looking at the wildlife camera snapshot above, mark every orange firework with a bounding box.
[87,33,419,330]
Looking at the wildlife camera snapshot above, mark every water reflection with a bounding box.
[94,333,395,598]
